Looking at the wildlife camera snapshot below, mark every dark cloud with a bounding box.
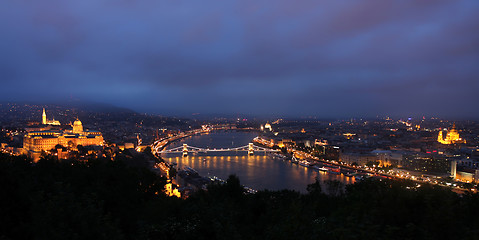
[0,0,478,118]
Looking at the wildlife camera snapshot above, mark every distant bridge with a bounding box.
[158,143,279,156]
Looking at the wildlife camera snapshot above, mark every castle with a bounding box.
[437,124,466,145]
[23,109,104,161]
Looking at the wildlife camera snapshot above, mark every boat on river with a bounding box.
[325,166,341,174]
[313,166,329,172]
[299,160,311,167]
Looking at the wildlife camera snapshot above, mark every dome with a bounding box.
[72,119,84,134]
[74,119,82,126]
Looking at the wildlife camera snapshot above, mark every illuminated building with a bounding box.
[42,108,46,124]
[264,123,272,131]
[201,125,211,132]
[371,150,403,167]
[343,133,356,140]
[451,159,479,183]
[165,183,181,198]
[437,124,466,144]
[402,153,450,173]
[42,108,61,126]
[340,152,377,166]
[23,109,104,161]
[315,139,328,146]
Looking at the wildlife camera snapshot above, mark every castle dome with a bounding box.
[73,119,83,134]
[74,119,82,126]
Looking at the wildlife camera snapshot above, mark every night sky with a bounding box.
[1,1,478,118]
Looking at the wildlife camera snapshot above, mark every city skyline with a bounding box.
[1,1,478,118]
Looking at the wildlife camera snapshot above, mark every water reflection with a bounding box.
[162,131,354,192]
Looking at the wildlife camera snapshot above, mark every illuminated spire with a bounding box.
[42,108,47,125]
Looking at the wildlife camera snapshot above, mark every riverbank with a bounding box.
[160,131,354,192]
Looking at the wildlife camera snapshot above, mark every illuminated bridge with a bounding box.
[158,143,279,156]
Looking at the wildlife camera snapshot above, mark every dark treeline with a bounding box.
[1,153,478,240]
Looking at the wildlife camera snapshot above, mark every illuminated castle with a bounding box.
[23,109,104,161]
[437,124,466,145]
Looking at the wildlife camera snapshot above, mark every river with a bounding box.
[161,131,354,192]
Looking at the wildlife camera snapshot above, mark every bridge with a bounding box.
[158,143,279,156]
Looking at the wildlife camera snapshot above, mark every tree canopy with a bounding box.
[0,153,478,240]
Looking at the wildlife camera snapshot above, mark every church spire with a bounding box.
[42,108,47,125]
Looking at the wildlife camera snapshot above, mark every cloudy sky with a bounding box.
[1,1,478,118]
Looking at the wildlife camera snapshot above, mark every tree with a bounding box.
[324,180,344,197]
[168,166,177,180]
[306,177,322,196]
[463,182,473,190]
[67,141,75,149]
[224,174,245,197]
[142,146,153,154]
[77,145,87,155]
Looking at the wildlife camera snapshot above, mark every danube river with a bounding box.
[161,131,354,192]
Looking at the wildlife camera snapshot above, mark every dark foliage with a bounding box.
[0,153,478,240]
[0,153,166,240]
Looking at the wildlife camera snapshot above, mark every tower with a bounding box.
[451,160,457,179]
[182,144,188,157]
[42,108,47,125]
[437,131,444,143]
[248,143,254,155]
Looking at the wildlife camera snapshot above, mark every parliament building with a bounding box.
[23,109,104,160]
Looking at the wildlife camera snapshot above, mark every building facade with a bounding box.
[451,158,479,183]
[23,110,103,161]
[340,152,377,166]
[437,125,466,145]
